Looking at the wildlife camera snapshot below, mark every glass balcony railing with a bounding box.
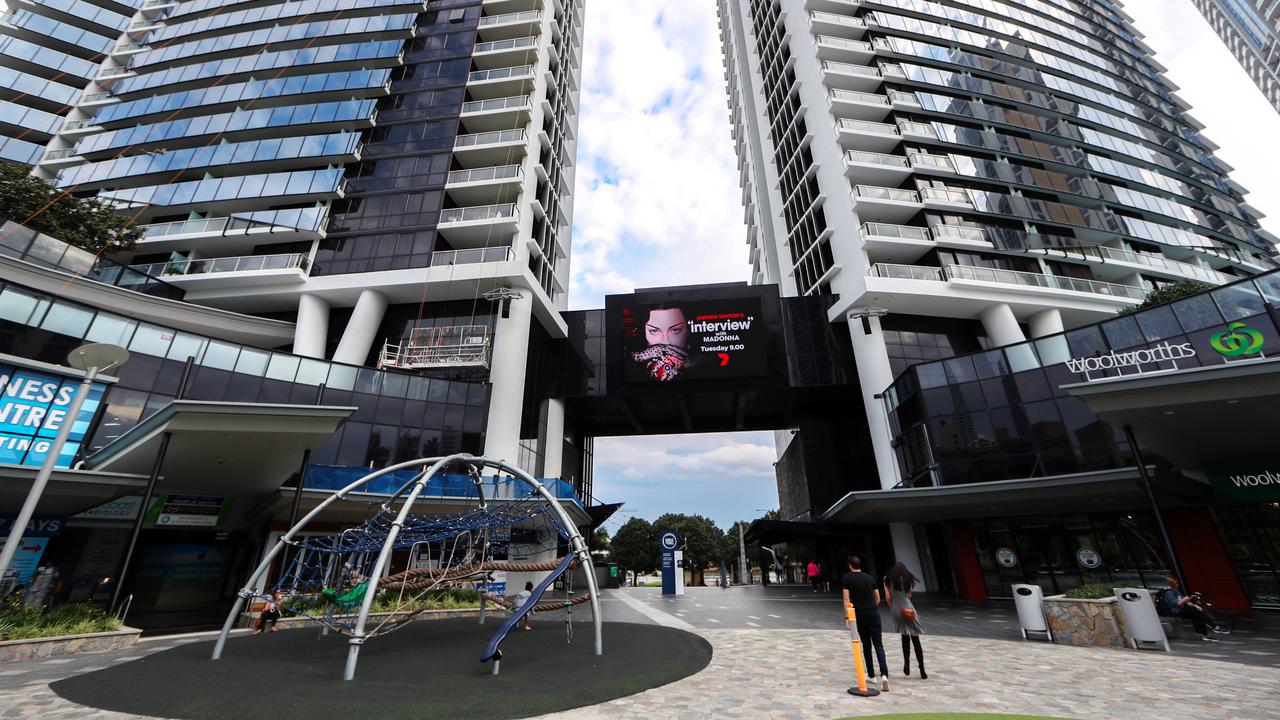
[460,95,530,114]
[473,36,538,54]
[888,90,920,105]
[920,187,970,204]
[468,65,534,83]
[1094,245,1234,284]
[138,208,328,240]
[844,150,907,168]
[836,117,898,135]
[822,60,880,78]
[869,263,943,281]
[429,246,513,266]
[809,11,865,28]
[941,264,1146,300]
[896,120,938,138]
[439,203,517,223]
[930,224,989,243]
[454,128,527,148]
[129,253,311,278]
[816,35,872,53]
[861,223,930,241]
[0,219,184,300]
[908,153,956,171]
[829,88,888,106]
[446,164,523,185]
[478,10,540,26]
[854,185,918,202]
[42,148,79,160]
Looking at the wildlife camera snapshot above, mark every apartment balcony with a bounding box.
[929,224,995,251]
[79,92,120,107]
[135,208,328,253]
[459,94,532,132]
[95,66,136,83]
[843,149,909,185]
[888,89,921,109]
[834,117,900,152]
[896,119,939,140]
[860,223,934,263]
[868,262,944,282]
[40,147,84,168]
[815,35,874,64]
[429,245,514,267]
[477,10,541,42]
[827,88,891,121]
[808,10,866,38]
[852,184,920,223]
[920,186,972,210]
[127,252,311,289]
[820,60,882,92]
[437,203,520,247]
[58,119,101,135]
[942,264,1145,302]
[453,128,529,167]
[906,151,958,176]
[472,35,539,70]
[466,64,535,99]
[444,164,524,204]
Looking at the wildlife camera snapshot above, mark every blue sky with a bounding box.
[565,0,1280,532]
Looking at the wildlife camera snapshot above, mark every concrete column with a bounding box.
[540,397,565,479]
[483,293,533,466]
[846,312,900,491]
[978,303,1025,347]
[889,522,930,591]
[293,293,330,359]
[1028,307,1064,339]
[332,289,388,366]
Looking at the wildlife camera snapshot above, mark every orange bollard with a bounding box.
[845,604,880,697]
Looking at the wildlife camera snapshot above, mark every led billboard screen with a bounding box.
[0,363,105,468]
[619,297,769,382]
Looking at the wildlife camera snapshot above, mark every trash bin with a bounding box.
[1113,587,1170,652]
[1012,583,1053,641]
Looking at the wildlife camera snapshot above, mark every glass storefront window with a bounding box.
[0,287,48,326]
[201,341,241,371]
[1101,315,1143,349]
[295,358,329,386]
[265,353,300,382]
[39,302,93,337]
[1135,305,1182,341]
[166,332,207,362]
[234,348,270,376]
[85,314,136,346]
[128,324,174,357]
[1035,334,1072,366]
[1254,274,1280,305]
[1005,342,1040,372]
[1170,292,1224,332]
[1212,283,1266,321]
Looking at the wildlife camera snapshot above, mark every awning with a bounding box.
[819,467,1211,524]
[744,518,887,544]
[1063,357,1280,473]
[0,464,148,515]
[81,400,355,495]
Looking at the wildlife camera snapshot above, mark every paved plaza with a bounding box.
[2,586,1278,720]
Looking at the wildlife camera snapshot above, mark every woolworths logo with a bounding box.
[1210,322,1264,358]
[1228,471,1280,488]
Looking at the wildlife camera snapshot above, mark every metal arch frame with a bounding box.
[210,454,602,682]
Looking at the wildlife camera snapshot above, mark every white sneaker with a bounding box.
[1201,635,1220,642]
[881,676,890,692]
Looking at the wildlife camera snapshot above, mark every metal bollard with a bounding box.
[845,604,879,697]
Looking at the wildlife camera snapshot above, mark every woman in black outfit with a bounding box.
[883,563,926,679]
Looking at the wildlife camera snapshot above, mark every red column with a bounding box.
[1164,506,1251,611]
[947,521,987,601]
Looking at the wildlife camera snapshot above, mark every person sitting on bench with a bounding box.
[1160,576,1225,642]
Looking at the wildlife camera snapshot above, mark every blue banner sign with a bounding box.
[660,531,678,595]
[0,363,105,468]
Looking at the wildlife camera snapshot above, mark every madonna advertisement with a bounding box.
[620,297,768,382]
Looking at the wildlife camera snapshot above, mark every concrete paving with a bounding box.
[2,587,1278,720]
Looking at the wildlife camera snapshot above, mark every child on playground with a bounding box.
[254,589,283,635]
[514,581,533,630]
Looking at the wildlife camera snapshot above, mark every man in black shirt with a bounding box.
[841,555,889,691]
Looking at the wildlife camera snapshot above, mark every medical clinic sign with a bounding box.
[0,362,106,468]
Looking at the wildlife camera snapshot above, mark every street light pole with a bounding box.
[738,521,749,586]
[0,344,128,579]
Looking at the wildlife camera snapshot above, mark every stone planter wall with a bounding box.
[1043,595,1128,648]
[0,626,141,661]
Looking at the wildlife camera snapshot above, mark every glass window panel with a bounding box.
[38,301,93,337]
[234,347,270,375]
[166,332,207,361]
[1034,335,1071,366]
[943,356,977,383]
[1212,283,1265,321]
[1005,342,1040,372]
[201,340,240,370]
[1135,306,1181,342]
[295,358,329,385]
[1254,275,1280,305]
[85,313,136,345]
[1101,316,1143,349]
[1063,327,1106,359]
[128,324,174,356]
[0,287,47,325]
[326,363,356,391]
[265,353,300,382]
[917,362,947,389]
[1171,293,1223,332]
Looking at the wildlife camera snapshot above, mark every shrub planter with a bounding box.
[1043,595,1128,648]
[0,626,142,661]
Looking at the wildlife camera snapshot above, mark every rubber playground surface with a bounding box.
[50,619,712,720]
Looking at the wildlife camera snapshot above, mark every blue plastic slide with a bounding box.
[480,553,575,663]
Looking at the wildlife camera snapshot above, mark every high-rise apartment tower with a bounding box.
[718,0,1278,571]
[1191,0,1280,113]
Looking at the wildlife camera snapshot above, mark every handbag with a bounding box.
[901,607,917,622]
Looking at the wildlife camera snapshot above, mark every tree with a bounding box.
[723,520,765,583]
[0,162,140,253]
[653,513,724,587]
[1119,280,1214,316]
[592,527,612,556]
[610,517,658,586]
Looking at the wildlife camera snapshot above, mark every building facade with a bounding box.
[1191,0,1280,113]
[718,0,1279,592]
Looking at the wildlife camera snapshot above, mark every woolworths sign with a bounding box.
[1205,460,1280,501]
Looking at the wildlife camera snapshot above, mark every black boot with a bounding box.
[901,635,911,676]
[912,635,927,679]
